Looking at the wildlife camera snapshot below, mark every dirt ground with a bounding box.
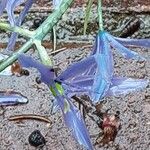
[0,1,150,150]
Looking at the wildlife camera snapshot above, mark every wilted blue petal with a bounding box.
[6,33,18,51]
[68,75,94,87]
[55,95,93,150]
[0,0,7,16]
[18,54,93,149]
[101,32,114,78]
[91,54,111,102]
[0,91,28,106]
[90,32,113,102]
[107,77,149,96]
[0,0,25,25]
[6,0,34,51]
[91,31,103,55]
[56,55,98,100]
[61,81,92,99]
[57,73,94,99]
[58,56,96,82]
[114,37,150,48]
[106,32,145,60]
[6,0,24,25]
[18,55,55,85]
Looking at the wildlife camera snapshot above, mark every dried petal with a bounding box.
[6,0,34,51]
[6,0,24,25]
[0,0,7,16]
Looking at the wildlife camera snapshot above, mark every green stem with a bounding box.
[0,40,33,72]
[0,0,73,72]
[34,40,52,66]
[0,22,34,38]
[34,0,73,40]
[98,0,103,31]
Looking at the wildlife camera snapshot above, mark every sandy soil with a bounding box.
[0,1,150,150]
[0,44,149,150]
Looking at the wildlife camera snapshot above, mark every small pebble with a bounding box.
[20,69,30,76]
[28,130,46,147]
[33,18,43,28]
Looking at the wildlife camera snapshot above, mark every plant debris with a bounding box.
[96,111,121,145]
[11,62,29,76]
[9,114,52,124]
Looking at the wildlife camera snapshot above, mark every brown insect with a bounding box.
[11,62,29,76]
[11,62,22,76]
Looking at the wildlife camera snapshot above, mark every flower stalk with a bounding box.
[98,0,104,31]
[0,22,34,38]
[0,39,33,72]
[34,0,73,40]
[34,40,52,66]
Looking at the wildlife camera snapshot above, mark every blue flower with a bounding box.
[18,31,149,149]
[90,31,149,102]
[57,31,149,103]
[18,54,94,150]
[0,0,34,51]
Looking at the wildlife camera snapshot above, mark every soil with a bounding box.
[0,1,150,150]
